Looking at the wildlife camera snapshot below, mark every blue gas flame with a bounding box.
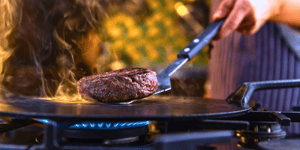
[68,121,151,130]
[37,119,50,124]
[35,119,151,130]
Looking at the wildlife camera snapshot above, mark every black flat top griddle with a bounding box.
[0,95,250,121]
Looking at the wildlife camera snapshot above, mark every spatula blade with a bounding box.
[154,58,188,95]
[154,74,171,95]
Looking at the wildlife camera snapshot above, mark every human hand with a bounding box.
[212,0,282,40]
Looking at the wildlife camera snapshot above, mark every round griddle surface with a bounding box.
[0,95,250,121]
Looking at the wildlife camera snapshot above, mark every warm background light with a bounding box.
[102,0,210,71]
[175,2,189,16]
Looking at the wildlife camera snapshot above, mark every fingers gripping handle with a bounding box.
[227,79,300,106]
[177,19,225,60]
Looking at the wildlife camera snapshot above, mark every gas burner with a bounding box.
[236,121,286,148]
[36,133,154,146]
[61,121,150,139]
[103,136,140,145]
[36,134,142,145]
[68,121,150,130]
[34,121,153,146]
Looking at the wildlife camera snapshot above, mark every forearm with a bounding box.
[270,0,300,27]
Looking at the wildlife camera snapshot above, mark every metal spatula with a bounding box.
[154,19,225,95]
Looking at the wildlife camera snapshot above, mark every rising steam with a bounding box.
[0,0,109,101]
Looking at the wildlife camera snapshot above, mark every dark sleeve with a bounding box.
[276,24,300,59]
[209,22,300,134]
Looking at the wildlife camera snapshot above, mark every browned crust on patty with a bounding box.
[78,68,158,103]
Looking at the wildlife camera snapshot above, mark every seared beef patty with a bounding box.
[78,68,158,103]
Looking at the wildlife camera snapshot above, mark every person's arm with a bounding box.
[212,0,300,40]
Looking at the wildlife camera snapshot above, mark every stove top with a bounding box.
[0,106,297,150]
[0,78,300,150]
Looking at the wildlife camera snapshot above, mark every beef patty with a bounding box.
[78,68,158,103]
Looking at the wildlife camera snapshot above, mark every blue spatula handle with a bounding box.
[177,19,225,60]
